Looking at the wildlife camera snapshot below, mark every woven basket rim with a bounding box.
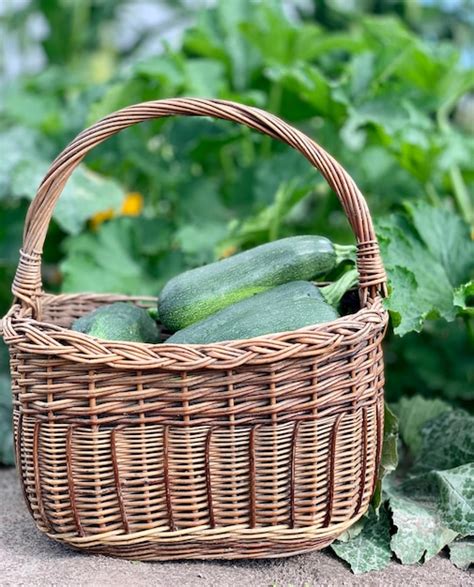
[3,294,387,371]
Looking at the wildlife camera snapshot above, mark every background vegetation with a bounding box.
[0,0,473,573]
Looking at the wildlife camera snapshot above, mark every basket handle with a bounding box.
[13,98,386,316]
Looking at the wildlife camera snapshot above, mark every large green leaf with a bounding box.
[389,492,458,564]
[433,464,474,535]
[378,202,474,335]
[0,126,126,235]
[416,410,474,473]
[184,59,227,97]
[183,0,260,90]
[331,506,392,574]
[12,160,125,235]
[393,395,451,456]
[266,63,346,120]
[406,201,474,287]
[61,217,160,294]
[240,5,324,66]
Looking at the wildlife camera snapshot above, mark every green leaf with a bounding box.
[61,218,159,295]
[254,149,316,206]
[373,403,399,509]
[133,53,184,86]
[393,395,451,456]
[390,492,458,564]
[0,374,14,466]
[405,201,474,287]
[241,6,323,66]
[175,223,228,265]
[449,537,474,571]
[384,409,473,557]
[0,127,52,200]
[342,98,419,150]
[12,161,125,235]
[184,59,227,97]
[331,506,392,574]
[378,203,474,335]
[416,410,474,473]
[335,516,366,543]
[183,0,260,90]
[2,84,62,132]
[433,464,474,535]
[266,63,346,120]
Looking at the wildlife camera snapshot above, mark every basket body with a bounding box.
[6,293,387,559]
[1,97,389,560]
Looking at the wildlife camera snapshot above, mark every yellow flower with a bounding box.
[90,192,144,229]
[121,192,144,216]
[90,208,114,230]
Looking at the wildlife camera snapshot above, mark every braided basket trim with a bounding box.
[4,297,387,371]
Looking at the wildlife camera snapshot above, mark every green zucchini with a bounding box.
[159,236,354,331]
[166,280,341,344]
[72,302,160,343]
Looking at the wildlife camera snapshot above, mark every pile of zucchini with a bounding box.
[72,236,357,344]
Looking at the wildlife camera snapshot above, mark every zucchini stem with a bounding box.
[334,243,357,265]
[321,269,359,307]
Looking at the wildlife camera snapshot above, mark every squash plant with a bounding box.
[0,0,472,574]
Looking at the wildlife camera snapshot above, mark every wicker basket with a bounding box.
[1,98,388,560]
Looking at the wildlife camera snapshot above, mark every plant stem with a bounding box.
[425,182,442,207]
[71,0,91,65]
[321,269,359,307]
[464,315,474,347]
[437,97,473,227]
[334,243,357,265]
[449,165,473,227]
[269,183,287,241]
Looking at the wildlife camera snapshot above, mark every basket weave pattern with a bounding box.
[2,99,388,560]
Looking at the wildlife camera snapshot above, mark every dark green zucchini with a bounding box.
[166,281,340,344]
[159,236,354,331]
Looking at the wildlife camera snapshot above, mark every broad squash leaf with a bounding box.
[61,217,160,294]
[378,202,474,335]
[433,463,474,535]
[389,491,458,564]
[415,410,474,473]
[12,160,125,235]
[393,395,451,456]
[331,506,392,574]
